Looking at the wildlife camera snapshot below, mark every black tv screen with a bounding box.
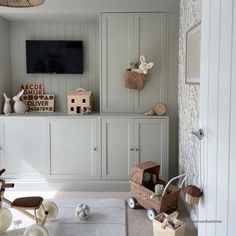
[26,40,83,74]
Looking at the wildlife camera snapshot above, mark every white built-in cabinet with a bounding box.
[0,12,171,190]
[0,119,49,178]
[49,119,99,179]
[101,13,167,113]
[102,118,168,181]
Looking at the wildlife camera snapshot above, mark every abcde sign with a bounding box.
[20,84,54,113]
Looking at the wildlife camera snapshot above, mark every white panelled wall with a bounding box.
[9,21,99,112]
[0,17,11,111]
[199,0,236,235]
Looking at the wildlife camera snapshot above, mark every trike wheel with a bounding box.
[36,201,58,223]
[127,197,137,209]
[23,224,48,236]
[0,207,12,233]
[147,209,157,221]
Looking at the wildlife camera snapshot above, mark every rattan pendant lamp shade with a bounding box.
[0,0,44,7]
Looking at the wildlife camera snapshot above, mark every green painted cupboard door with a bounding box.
[101,13,135,112]
[133,13,167,113]
[50,119,99,179]
[133,118,168,181]
[102,118,134,180]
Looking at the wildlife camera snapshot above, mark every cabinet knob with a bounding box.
[0,146,3,150]
[94,147,97,151]
[130,148,134,151]
[135,148,139,152]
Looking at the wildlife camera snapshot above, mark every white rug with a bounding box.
[3,199,127,236]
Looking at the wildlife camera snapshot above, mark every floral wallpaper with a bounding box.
[178,0,202,218]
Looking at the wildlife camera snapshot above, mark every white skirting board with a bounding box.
[5,179,130,192]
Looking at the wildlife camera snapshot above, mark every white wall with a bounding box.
[199,0,236,235]
[0,17,11,112]
[9,20,99,112]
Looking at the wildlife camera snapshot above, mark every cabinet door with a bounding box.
[0,119,49,178]
[50,119,99,179]
[102,118,134,180]
[101,13,134,112]
[134,119,168,180]
[134,13,167,112]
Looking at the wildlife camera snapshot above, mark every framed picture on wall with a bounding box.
[185,22,201,84]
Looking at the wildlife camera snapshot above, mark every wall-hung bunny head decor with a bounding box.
[132,55,154,74]
[13,90,27,114]
[3,93,12,115]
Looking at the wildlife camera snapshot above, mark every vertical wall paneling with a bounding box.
[9,21,99,112]
[216,0,233,235]
[199,0,236,235]
[228,2,236,235]
[166,13,179,178]
[0,17,11,109]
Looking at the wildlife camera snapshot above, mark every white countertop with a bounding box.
[0,112,169,119]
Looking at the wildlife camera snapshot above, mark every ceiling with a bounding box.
[0,0,180,21]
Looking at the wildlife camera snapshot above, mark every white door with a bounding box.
[102,118,134,180]
[101,13,134,113]
[133,119,168,181]
[199,0,236,235]
[50,119,99,179]
[0,119,49,178]
[133,13,167,112]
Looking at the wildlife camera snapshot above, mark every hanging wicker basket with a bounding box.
[124,69,147,91]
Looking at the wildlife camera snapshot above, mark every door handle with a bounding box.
[191,129,204,140]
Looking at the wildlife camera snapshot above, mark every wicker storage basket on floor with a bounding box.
[124,69,147,90]
[129,161,181,214]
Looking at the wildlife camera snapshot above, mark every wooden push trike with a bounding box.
[0,169,58,236]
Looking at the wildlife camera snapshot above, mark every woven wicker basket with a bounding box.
[124,69,147,91]
[130,161,181,214]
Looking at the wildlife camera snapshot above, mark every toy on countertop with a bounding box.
[13,90,27,114]
[144,110,155,116]
[184,185,202,205]
[75,203,90,220]
[153,103,166,116]
[131,55,154,74]
[67,88,92,115]
[144,104,166,116]
[3,93,12,115]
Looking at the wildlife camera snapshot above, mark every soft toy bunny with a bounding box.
[3,93,12,115]
[13,90,27,114]
[132,55,154,74]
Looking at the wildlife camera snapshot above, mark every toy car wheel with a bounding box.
[147,209,157,221]
[23,224,48,236]
[0,208,12,233]
[127,197,137,209]
[36,201,58,223]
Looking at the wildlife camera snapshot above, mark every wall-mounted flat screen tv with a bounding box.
[26,40,83,74]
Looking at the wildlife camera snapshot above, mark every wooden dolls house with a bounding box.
[67,90,92,114]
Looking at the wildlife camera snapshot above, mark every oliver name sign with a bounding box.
[22,94,54,112]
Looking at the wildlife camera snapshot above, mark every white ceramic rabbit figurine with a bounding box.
[13,90,27,114]
[3,93,12,115]
[132,55,154,74]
